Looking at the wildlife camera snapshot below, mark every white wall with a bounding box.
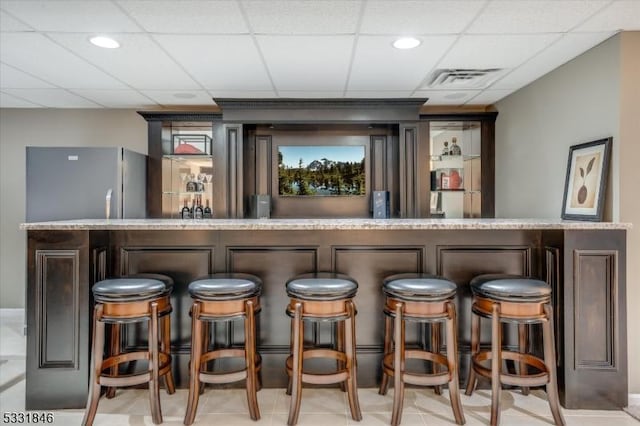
[0,109,147,308]
[495,35,620,220]
[495,32,640,394]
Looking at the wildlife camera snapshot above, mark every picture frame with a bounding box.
[561,137,612,221]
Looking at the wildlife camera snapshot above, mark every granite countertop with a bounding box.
[19,218,632,231]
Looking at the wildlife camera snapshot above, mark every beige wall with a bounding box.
[619,32,640,395]
[495,34,620,220]
[495,32,639,393]
[0,109,147,308]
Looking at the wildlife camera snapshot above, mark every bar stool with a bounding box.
[104,273,175,400]
[378,273,465,426]
[82,276,175,426]
[465,274,564,426]
[184,273,262,425]
[285,272,362,426]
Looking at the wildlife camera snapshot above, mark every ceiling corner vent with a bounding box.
[424,68,504,89]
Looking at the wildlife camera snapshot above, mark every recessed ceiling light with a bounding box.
[173,93,197,99]
[89,36,120,49]
[393,37,421,50]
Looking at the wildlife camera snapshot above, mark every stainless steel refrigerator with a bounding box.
[26,147,147,222]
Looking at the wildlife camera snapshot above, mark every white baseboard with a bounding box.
[629,393,640,406]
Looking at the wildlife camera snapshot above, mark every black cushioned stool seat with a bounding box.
[83,276,175,426]
[470,274,551,302]
[184,273,263,425]
[379,273,464,426]
[285,272,361,425]
[92,277,168,303]
[286,272,358,301]
[383,273,457,301]
[189,273,262,301]
[465,274,564,426]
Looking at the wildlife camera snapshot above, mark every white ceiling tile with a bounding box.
[279,91,345,98]
[243,0,361,34]
[348,35,455,91]
[0,64,55,89]
[2,89,101,108]
[48,33,200,90]
[468,1,610,34]
[258,36,353,91]
[155,35,272,90]
[0,33,127,89]
[0,0,141,32]
[465,89,513,105]
[209,90,277,98]
[0,10,33,31]
[117,0,248,34]
[412,90,480,106]
[0,91,42,108]
[360,1,485,34]
[345,90,413,98]
[142,90,215,106]
[439,34,561,69]
[69,89,157,108]
[576,0,640,31]
[492,32,615,90]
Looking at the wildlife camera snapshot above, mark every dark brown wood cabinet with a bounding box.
[140,101,498,220]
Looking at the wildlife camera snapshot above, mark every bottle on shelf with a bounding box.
[450,137,462,156]
[442,141,449,156]
[194,195,204,219]
[181,198,191,219]
[203,199,212,219]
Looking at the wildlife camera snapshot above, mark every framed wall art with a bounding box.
[561,137,612,221]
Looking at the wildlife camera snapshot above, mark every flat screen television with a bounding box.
[277,145,365,196]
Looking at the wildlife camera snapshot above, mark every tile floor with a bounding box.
[1,309,637,425]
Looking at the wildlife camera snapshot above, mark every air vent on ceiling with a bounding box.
[424,68,504,89]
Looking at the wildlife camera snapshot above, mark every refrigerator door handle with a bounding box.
[106,188,112,219]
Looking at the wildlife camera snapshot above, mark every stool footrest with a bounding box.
[285,348,350,386]
[382,351,452,386]
[99,352,171,386]
[198,350,262,385]
[472,350,550,387]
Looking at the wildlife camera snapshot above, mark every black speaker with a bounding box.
[373,191,390,218]
[250,194,271,219]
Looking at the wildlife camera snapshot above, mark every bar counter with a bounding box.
[21,218,629,411]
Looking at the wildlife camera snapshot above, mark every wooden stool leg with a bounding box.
[543,304,565,426]
[199,321,209,395]
[345,301,362,421]
[336,320,346,392]
[82,304,105,426]
[378,314,392,395]
[391,302,405,426]
[445,303,465,425]
[490,303,502,426]
[105,323,120,399]
[184,303,203,426]
[518,323,529,396]
[288,302,304,426]
[148,302,162,425]
[286,317,294,396]
[432,321,442,395]
[244,300,260,421]
[162,313,176,395]
[465,308,480,396]
[255,315,263,392]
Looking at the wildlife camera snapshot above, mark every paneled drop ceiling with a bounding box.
[0,0,638,109]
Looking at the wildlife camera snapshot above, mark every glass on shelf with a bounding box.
[450,137,462,156]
